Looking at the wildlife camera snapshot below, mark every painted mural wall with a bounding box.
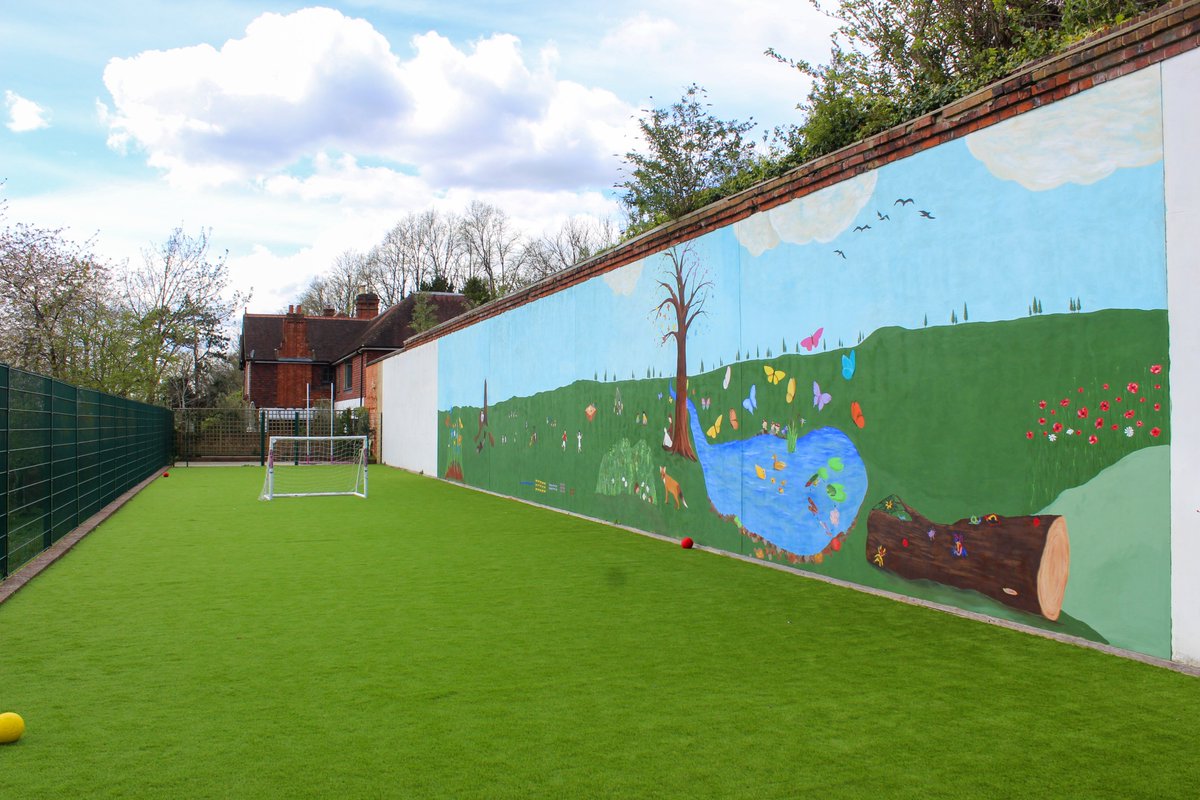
[384,60,1195,662]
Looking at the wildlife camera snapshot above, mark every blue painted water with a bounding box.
[685,399,869,556]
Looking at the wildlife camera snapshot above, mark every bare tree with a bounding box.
[523,216,618,282]
[125,227,247,403]
[417,209,463,291]
[298,249,370,315]
[653,244,711,461]
[459,200,530,296]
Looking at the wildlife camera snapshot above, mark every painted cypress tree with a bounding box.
[963,302,968,321]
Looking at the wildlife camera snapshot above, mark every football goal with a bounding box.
[260,435,368,500]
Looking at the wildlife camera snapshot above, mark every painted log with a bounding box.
[865,496,1069,620]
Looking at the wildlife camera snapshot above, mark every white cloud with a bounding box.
[966,66,1163,191]
[734,170,877,254]
[4,90,50,132]
[602,258,645,295]
[100,8,636,192]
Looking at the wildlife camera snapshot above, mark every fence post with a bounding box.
[0,365,8,580]
[293,411,300,465]
[260,409,266,467]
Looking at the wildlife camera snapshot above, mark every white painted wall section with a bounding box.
[1164,49,1200,665]
[379,341,439,475]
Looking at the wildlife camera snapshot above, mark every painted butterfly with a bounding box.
[813,381,831,411]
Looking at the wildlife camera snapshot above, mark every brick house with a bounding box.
[240,292,470,409]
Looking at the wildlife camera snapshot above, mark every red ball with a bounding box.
[163,472,170,478]
[680,537,694,549]
[831,538,842,551]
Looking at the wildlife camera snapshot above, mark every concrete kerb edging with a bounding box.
[0,469,165,605]
[393,465,1200,679]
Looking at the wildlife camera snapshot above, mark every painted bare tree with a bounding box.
[654,244,711,461]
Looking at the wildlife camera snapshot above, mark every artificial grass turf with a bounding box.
[0,467,1197,798]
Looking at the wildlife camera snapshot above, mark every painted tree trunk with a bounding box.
[668,346,697,461]
[865,497,1070,620]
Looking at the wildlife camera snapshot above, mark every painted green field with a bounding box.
[443,309,1171,652]
[1,466,1196,798]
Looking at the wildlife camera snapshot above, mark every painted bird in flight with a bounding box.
[853,225,871,232]
[919,210,936,219]
[894,198,915,205]
[877,211,890,220]
[833,249,846,259]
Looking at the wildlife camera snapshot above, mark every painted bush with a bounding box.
[435,65,1171,658]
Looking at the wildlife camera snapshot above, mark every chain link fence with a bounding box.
[173,406,376,464]
[0,364,173,580]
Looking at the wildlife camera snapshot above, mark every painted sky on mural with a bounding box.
[0,1,835,313]
[440,70,1168,409]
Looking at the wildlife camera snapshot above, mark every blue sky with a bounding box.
[1,1,836,313]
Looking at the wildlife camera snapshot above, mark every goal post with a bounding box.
[260,435,369,500]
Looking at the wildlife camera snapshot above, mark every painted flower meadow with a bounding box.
[1023,363,1168,500]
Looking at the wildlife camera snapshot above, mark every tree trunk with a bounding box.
[865,496,1069,621]
[667,338,697,460]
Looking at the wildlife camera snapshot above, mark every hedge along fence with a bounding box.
[0,364,173,580]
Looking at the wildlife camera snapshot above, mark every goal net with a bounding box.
[260,435,368,500]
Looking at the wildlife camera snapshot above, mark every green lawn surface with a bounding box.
[0,466,1196,798]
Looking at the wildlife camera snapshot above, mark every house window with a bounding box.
[343,362,353,391]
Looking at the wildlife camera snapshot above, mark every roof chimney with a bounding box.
[355,292,380,320]
[322,306,336,317]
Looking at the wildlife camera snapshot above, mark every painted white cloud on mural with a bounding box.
[4,90,50,132]
[734,170,878,255]
[603,258,644,296]
[966,67,1163,191]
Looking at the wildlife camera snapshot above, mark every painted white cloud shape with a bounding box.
[4,90,50,132]
[734,170,877,255]
[966,66,1162,191]
[603,258,644,296]
[100,8,634,191]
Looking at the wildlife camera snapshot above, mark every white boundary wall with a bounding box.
[1164,48,1200,665]
[379,341,439,475]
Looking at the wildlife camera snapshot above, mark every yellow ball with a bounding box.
[0,712,25,743]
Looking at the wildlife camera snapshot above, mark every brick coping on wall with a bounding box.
[401,0,1199,352]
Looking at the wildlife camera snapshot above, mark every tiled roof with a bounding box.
[240,293,472,366]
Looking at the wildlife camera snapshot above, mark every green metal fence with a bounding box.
[0,364,173,581]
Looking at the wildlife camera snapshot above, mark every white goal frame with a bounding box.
[260,435,369,500]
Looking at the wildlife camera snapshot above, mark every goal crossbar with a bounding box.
[260,435,368,500]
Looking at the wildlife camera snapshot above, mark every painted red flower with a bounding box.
[1050,409,1056,415]
[1154,384,1161,390]
[1060,398,1071,407]
[1103,383,1110,390]
[1077,407,1089,419]
[1124,409,1136,418]
[1078,387,1084,393]
[1154,403,1161,411]
[1094,418,1104,428]
[1038,400,1047,409]
[1137,420,1144,427]
[1051,422,1063,433]
[1026,431,1034,440]
[1038,417,1047,425]
[1150,427,1162,437]
[1099,401,1110,411]
[1111,424,1119,430]
[1140,397,1147,403]
[1115,396,1123,403]
[1127,382,1139,394]
[1088,435,1099,444]
[1150,364,1162,374]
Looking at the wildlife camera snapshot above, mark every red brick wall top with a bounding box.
[405,0,1199,350]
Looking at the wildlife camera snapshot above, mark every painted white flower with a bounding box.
[1067,428,1075,435]
[1048,433,1057,442]
[1125,426,1135,437]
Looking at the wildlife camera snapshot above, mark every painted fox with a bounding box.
[660,466,688,510]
